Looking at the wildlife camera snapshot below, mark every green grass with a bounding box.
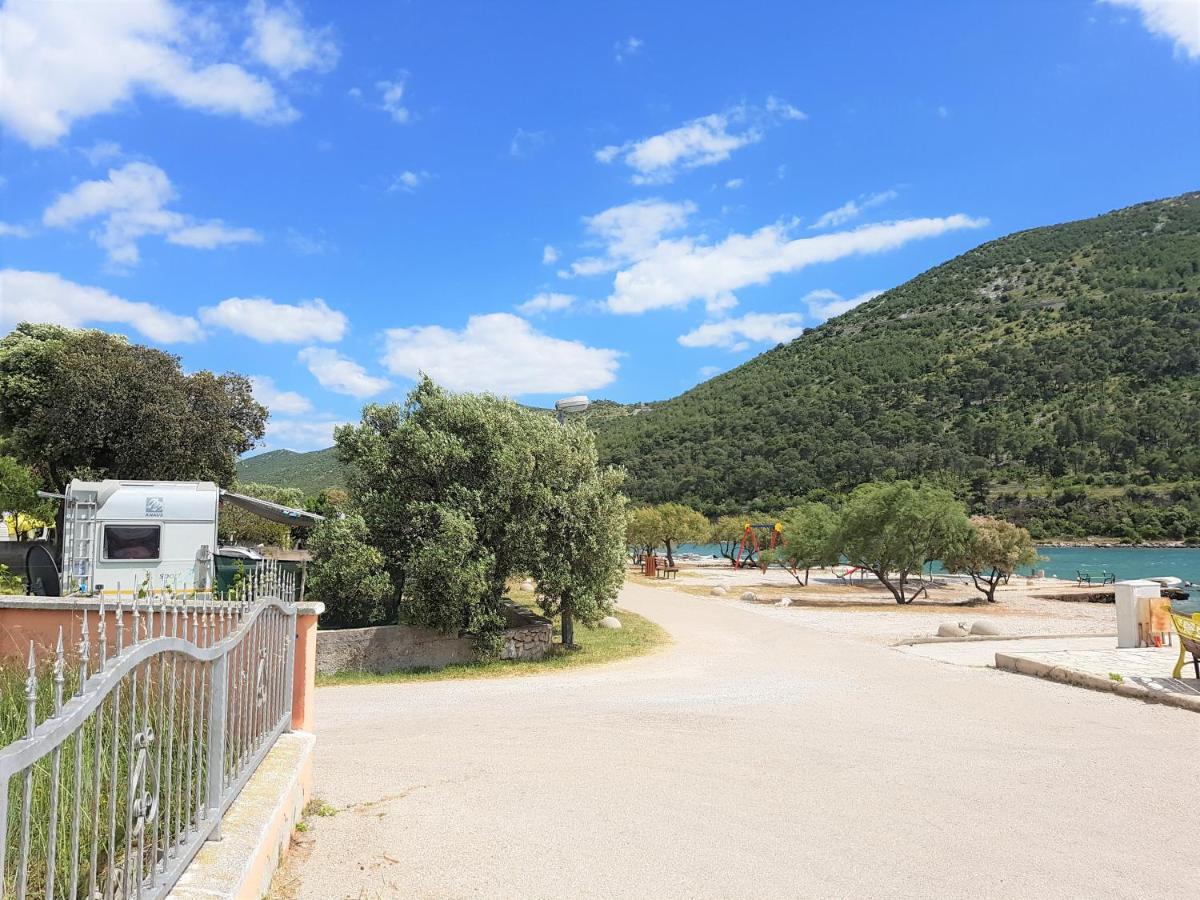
[316,605,669,686]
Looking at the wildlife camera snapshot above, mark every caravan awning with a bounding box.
[219,491,325,528]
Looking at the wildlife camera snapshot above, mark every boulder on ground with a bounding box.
[740,591,758,602]
[520,580,535,592]
[776,597,792,607]
[598,616,622,630]
[711,586,728,596]
[969,619,1002,636]
[937,622,969,637]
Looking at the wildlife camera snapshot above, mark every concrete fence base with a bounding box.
[316,603,552,675]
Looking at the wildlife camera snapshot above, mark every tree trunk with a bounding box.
[665,538,675,567]
[561,604,575,648]
[804,567,811,587]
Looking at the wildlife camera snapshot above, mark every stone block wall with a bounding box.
[315,602,553,676]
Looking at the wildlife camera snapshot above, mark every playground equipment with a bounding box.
[733,521,783,570]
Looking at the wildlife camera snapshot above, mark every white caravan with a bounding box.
[43,479,322,598]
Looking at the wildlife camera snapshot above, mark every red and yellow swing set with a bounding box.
[732,521,784,570]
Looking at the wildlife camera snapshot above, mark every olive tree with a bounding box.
[762,502,839,585]
[943,515,1040,603]
[306,514,394,629]
[625,506,662,561]
[831,482,970,604]
[710,514,749,566]
[532,467,627,647]
[336,377,626,653]
[652,502,708,566]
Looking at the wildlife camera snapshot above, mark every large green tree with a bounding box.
[763,502,839,585]
[336,377,627,652]
[0,455,55,538]
[306,514,394,629]
[831,482,971,604]
[625,506,662,560]
[0,323,266,489]
[943,516,1040,603]
[651,502,709,567]
[532,467,627,647]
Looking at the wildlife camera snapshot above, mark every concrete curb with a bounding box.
[896,632,1116,647]
[994,653,1200,714]
[168,730,315,899]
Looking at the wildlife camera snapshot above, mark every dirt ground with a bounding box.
[633,562,1117,643]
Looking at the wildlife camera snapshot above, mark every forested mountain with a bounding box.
[235,447,344,495]
[593,192,1200,539]
[239,193,1200,540]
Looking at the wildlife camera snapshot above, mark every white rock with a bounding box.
[520,580,535,592]
[598,616,622,630]
[937,622,969,637]
[775,597,792,607]
[740,591,758,602]
[969,619,1002,636]
[711,586,728,596]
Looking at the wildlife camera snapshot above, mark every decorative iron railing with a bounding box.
[1,564,297,899]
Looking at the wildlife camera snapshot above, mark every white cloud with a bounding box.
[542,244,560,265]
[614,36,643,62]
[725,178,744,189]
[262,417,346,451]
[0,0,296,146]
[381,313,620,395]
[568,199,695,276]
[81,140,122,165]
[516,293,576,315]
[0,222,31,238]
[299,347,391,397]
[678,312,808,351]
[605,214,987,314]
[389,170,430,193]
[376,78,410,123]
[42,162,259,265]
[249,375,313,415]
[596,99,805,184]
[1103,0,1200,58]
[244,0,339,77]
[803,288,884,321]
[510,128,548,157]
[810,190,899,230]
[201,296,347,343]
[0,268,201,343]
[698,365,722,378]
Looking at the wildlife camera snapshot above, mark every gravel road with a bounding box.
[286,580,1194,899]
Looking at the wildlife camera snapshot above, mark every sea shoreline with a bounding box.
[1037,539,1196,549]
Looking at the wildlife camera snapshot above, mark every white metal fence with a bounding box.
[1,565,297,899]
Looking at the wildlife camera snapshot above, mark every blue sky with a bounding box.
[1,0,1198,453]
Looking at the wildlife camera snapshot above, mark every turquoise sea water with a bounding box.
[675,544,1200,586]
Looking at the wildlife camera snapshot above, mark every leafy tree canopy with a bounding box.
[0,323,265,489]
[943,515,1040,603]
[832,481,971,604]
[306,513,394,630]
[335,377,626,650]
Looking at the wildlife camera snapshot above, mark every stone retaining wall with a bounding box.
[316,603,552,675]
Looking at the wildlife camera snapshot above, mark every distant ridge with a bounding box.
[235,447,344,494]
[236,192,1200,541]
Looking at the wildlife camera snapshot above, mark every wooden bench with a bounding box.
[656,565,679,580]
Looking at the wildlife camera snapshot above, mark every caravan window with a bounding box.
[103,525,161,561]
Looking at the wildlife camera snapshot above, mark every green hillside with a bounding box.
[235,447,345,495]
[594,192,1200,539]
[235,193,1200,540]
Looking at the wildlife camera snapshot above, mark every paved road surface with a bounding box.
[289,581,1194,899]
